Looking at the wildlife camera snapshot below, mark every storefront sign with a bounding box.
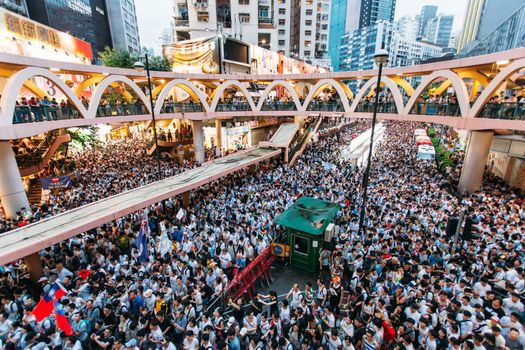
[41,176,73,190]
[0,8,92,63]
[163,36,220,73]
[225,125,250,136]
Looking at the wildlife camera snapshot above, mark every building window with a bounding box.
[278,8,285,14]
[278,40,285,46]
[304,40,311,47]
[305,30,311,36]
[321,24,327,30]
[239,0,249,4]
[305,0,312,5]
[239,13,250,23]
[278,0,285,3]
[278,29,285,35]
[304,50,311,56]
[305,20,312,26]
[278,19,285,25]
[305,9,312,15]
[259,8,268,17]
[197,11,209,22]
[320,34,327,40]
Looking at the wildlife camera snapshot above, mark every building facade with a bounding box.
[424,14,453,48]
[358,0,396,29]
[457,0,484,52]
[389,36,442,67]
[25,0,113,58]
[460,2,525,57]
[416,5,437,39]
[171,0,330,67]
[106,0,140,54]
[172,0,277,51]
[339,21,393,72]
[0,0,28,16]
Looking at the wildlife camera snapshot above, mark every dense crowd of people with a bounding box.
[0,117,524,350]
[0,135,195,233]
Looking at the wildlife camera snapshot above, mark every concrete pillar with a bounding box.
[24,252,43,281]
[458,131,494,194]
[182,191,190,208]
[0,141,30,218]
[215,119,222,152]
[192,120,205,164]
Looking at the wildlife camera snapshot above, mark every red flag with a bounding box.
[53,282,67,300]
[54,303,72,336]
[32,297,54,322]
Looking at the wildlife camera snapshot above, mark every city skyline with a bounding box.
[136,0,467,55]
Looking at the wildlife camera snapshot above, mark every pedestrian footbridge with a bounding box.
[0,48,525,140]
[0,147,280,266]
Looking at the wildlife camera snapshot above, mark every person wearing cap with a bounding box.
[124,338,139,350]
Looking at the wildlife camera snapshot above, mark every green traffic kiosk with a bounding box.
[275,196,341,272]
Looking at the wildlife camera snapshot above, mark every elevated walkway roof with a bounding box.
[0,147,281,265]
[259,123,299,148]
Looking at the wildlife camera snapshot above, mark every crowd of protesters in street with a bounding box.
[0,118,523,350]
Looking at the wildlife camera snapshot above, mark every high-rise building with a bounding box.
[460,1,525,56]
[172,0,277,51]
[417,5,437,39]
[457,0,484,52]
[394,15,418,41]
[172,0,330,66]
[358,0,396,29]
[389,36,442,67]
[106,0,140,54]
[424,14,453,47]
[458,0,524,56]
[26,0,113,58]
[339,21,393,72]
[328,0,360,70]
[0,0,28,16]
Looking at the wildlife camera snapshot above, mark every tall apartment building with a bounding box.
[358,0,396,28]
[328,0,360,71]
[339,21,393,72]
[416,5,437,39]
[389,36,442,67]
[0,0,28,16]
[106,0,141,54]
[424,14,454,48]
[394,15,418,41]
[172,0,330,66]
[172,0,277,50]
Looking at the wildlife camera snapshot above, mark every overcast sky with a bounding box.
[136,0,467,54]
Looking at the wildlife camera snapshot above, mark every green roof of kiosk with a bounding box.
[275,196,341,236]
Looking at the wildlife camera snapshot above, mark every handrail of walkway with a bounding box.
[0,147,281,266]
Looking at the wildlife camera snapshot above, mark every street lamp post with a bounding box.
[357,49,389,236]
[134,53,163,181]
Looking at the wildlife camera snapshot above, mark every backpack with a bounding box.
[81,319,92,334]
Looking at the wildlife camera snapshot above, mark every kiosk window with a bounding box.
[294,236,309,255]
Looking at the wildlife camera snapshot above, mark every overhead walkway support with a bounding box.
[0,147,281,268]
[259,123,300,162]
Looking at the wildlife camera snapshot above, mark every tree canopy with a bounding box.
[98,47,172,72]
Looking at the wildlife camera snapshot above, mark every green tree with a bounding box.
[147,55,172,72]
[98,47,134,68]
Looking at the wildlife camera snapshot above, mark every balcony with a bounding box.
[258,17,273,29]
[192,0,208,9]
[174,18,189,26]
